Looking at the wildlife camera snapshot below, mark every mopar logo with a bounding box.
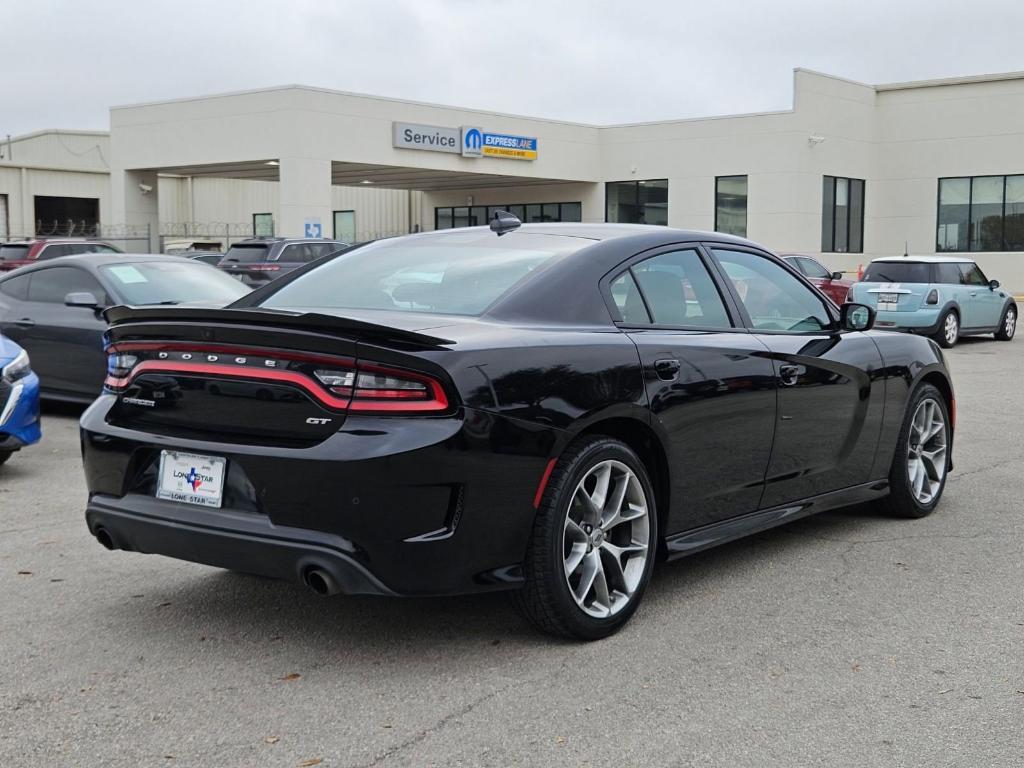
[122,396,155,408]
[462,127,483,157]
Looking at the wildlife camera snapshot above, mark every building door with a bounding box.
[333,210,356,243]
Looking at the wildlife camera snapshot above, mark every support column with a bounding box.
[111,169,159,252]
[278,157,333,239]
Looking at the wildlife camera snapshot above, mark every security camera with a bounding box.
[138,183,153,195]
[808,134,826,147]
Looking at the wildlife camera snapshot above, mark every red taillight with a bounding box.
[246,264,281,271]
[104,343,450,414]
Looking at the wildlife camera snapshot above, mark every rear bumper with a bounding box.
[86,494,396,595]
[872,308,942,334]
[80,395,560,596]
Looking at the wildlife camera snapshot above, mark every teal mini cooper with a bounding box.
[848,256,1017,348]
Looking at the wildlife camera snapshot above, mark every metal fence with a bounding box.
[158,222,264,253]
[1,223,152,253]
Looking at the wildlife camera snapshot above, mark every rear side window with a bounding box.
[615,249,732,328]
[610,272,648,324]
[862,262,932,283]
[279,244,318,263]
[0,244,30,263]
[0,274,31,300]
[935,263,962,284]
[39,244,73,260]
[26,267,106,304]
[223,244,270,263]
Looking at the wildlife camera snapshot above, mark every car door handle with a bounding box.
[13,318,35,328]
[654,358,681,381]
[779,364,801,386]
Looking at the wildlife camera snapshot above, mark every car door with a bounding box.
[607,245,777,532]
[958,262,1003,329]
[708,246,885,509]
[10,266,109,399]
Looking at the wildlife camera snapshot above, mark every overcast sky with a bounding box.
[5,0,1024,137]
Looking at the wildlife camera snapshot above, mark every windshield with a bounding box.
[222,244,271,263]
[100,261,251,305]
[0,245,30,262]
[260,231,590,316]
[862,262,933,283]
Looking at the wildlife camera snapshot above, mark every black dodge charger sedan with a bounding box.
[81,217,955,640]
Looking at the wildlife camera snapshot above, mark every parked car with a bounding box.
[217,238,348,287]
[0,239,122,272]
[0,254,251,402]
[186,252,225,266]
[780,254,854,305]
[163,239,224,256]
[0,335,41,466]
[82,221,956,639]
[848,255,1017,348]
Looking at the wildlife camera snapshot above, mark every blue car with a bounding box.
[849,256,1018,348]
[0,335,41,465]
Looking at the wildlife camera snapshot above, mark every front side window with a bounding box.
[822,176,865,253]
[606,180,668,225]
[715,176,748,237]
[937,175,1024,252]
[26,266,106,304]
[958,263,987,286]
[713,249,831,333]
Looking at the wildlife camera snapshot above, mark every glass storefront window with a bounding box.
[606,180,669,225]
[938,175,1024,252]
[821,176,865,253]
[434,201,584,230]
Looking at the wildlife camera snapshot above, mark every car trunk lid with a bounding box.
[102,307,456,446]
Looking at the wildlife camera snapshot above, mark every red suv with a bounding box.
[781,254,854,306]
[0,240,122,272]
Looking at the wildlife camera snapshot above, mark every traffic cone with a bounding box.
[856,263,864,280]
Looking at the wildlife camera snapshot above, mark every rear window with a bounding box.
[0,244,30,262]
[862,262,933,284]
[99,261,251,305]
[222,244,271,263]
[261,231,589,316]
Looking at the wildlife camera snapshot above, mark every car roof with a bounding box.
[871,255,974,264]
[0,253,186,277]
[232,238,345,245]
[402,222,757,246]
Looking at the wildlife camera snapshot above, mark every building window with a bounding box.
[715,176,747,237]
[821,176,864,253]
[253,213,274,237]
[333,210,355,243]
[937,175,1024,252]
[606,180,668,225]
[434,201,582,230]
[34,195,100,237]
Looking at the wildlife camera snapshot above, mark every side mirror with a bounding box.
[831,271,844,281]
[64,291,100,308]
[989,279,1000,290]
[840,302,875,332]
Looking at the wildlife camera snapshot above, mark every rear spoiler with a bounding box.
[102,306,456,349]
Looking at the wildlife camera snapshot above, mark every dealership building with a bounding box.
[2,68,1024,289]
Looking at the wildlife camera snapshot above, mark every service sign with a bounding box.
[462,126,537,161]
[392,122,461,154]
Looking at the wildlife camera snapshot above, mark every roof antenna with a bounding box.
[903,241,909,258]
[490,210,521,236]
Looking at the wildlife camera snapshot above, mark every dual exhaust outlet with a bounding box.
[91,526,341,597]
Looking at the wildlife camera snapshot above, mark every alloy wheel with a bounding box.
[562,460,650,618]
[944,313,958,345]
[1005,308,1017,338]
[906,398,947,505]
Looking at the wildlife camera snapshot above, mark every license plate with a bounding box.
[879,293,899,304]
[157,450,227,508]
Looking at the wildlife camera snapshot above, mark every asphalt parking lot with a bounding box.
[2,336,1022,768]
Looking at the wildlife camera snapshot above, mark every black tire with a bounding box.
[932,309,959,348]
[511,436,658,641]
[875,383,950,519]
[995,303,1017,341]
[0,451,11,467]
